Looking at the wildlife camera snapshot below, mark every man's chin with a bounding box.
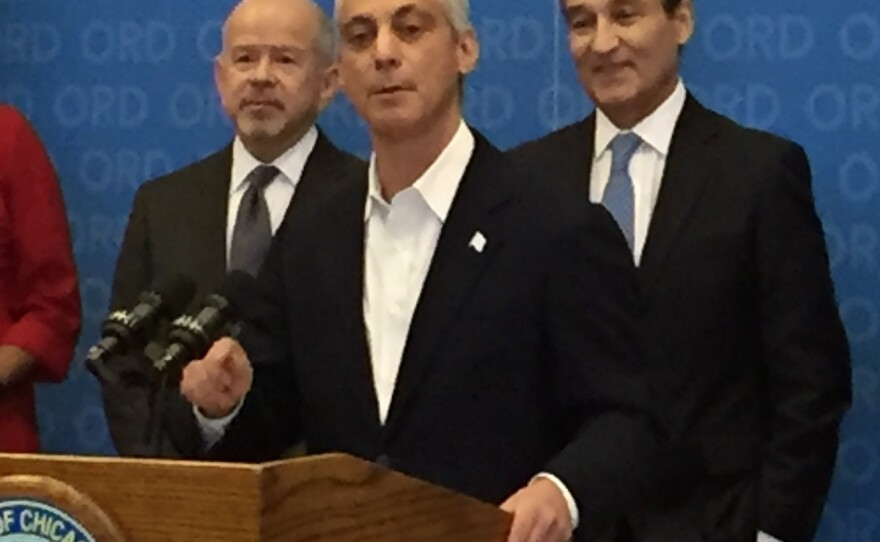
[592,89,639,110]
[237,122,285,140]
[366,113,423,140]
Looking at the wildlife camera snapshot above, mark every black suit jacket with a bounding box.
[509,96,852,542]
[101,131,365,457]
[209,132,662,532]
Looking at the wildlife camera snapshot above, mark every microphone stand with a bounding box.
[143,341,172,458]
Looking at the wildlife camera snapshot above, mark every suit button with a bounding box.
[375,454,391,467]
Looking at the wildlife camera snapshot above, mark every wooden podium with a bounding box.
[0,452,511,541]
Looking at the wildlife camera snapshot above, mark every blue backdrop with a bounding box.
[1,1,877,539]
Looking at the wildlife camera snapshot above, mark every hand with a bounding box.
[0,345,36,386]
[180,338,253,419]
[501,477,573,542]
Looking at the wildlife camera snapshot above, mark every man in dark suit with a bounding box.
[509,1,852,541]
[100,0,363,457]
[179,0,662,540]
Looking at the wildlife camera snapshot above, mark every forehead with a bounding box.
[225,6,317,47]
[562,0,656,11]
[336,0,446,22]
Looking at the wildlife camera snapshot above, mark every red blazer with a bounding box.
[0,105,80,452]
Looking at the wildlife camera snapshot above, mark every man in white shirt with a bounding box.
[510,1,851,541]
[100,0,364,458]
[180,0,662,541]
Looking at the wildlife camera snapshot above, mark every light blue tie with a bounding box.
[601,132,642,250]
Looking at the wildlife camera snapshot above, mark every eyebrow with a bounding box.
[609,0,640,9]
[340,14,375,33]
[563,5,589,19]
[229,44,307,54]
[340,3,421,29]
[392,4,418,18]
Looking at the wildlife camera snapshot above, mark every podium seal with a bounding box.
[0,476,125,542]
[0,499,95,541]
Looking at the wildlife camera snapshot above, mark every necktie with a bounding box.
[601,132,642,251]
[229,165,280,276]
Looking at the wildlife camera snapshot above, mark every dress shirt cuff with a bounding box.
[193,398,244,449]
[535,472,579,530]
[757,531,783,542]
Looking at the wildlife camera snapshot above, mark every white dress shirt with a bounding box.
[590,80,686,265]
[363,121,578,527]
[591,82,783,542]
[226,126,318,262]
[362,121,473,423]
[197,120,580,529]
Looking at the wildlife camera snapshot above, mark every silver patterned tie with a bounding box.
[229,165,279,276]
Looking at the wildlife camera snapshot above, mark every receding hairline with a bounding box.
[219,0,337,62]
[558,0,688,15]
[333,0,472,32]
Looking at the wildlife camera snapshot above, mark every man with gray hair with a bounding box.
[99,0,363,458]
[181,1,662,541]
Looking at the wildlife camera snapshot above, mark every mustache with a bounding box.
[239,99,285,110]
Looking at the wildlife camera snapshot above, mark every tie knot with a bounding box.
[247,165,280,191]
[610,132,642,172]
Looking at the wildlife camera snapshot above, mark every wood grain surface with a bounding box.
[0,453,511,541]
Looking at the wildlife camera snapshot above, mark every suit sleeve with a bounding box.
[543,200,663,531]
[99,185,160,456]
[109,187,153,311]
[754,143,851,542]
[1,110,80,382]
[206,216,303,462]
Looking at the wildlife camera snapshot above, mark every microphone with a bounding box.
[153,271,257,374]
[86,275,196,384]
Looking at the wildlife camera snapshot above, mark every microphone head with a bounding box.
[149,274,197,317]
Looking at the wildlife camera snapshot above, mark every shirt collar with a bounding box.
[365,120,475,222]
[230,126,319,194]
[594,79,687,160]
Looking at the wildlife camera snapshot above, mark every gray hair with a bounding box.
[443,0,472,32]
[334,0,472,33]
[315,7,339,63]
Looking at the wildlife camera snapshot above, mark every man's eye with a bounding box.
[570,16,594,31]
[347,31,371,46]
[613,8,638,23]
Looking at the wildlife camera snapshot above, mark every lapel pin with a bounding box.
[469,231,487,254]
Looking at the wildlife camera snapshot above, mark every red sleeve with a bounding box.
[0,106,81,382]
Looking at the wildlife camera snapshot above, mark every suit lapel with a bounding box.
[190,145,232,291]
[384,133,514,434]
[317,178,381,431]
[638,96,720,288]
[574,115,597,197]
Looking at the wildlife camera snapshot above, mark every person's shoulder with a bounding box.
[694,100,804,162]
[508,120,588,162]
[0,104,27,128]
[501,146,593,224]
[323,137,367,172]
[135,145,232,200]
[310,131,368,181]
[0,105,39,148]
